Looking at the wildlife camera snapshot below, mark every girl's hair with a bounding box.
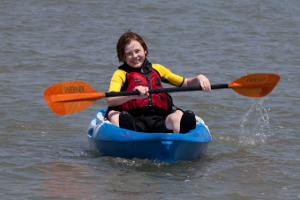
[116,30,148,62]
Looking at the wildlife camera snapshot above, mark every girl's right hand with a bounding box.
[134,86,149,99]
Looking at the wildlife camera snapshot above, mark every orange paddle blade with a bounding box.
[228,73,280,97]
[44,81,105,115]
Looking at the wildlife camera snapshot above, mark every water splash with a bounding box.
[239,97,270,146]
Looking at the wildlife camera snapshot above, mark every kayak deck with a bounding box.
[87,109,211,163]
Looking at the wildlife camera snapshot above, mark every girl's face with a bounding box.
[124,40,147,68]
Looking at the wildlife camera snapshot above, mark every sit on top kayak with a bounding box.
[87,109,211,163]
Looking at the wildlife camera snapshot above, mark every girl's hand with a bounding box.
[134,86,149,98]
[197,74,211,91]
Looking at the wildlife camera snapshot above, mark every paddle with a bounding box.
[44,73,280,115]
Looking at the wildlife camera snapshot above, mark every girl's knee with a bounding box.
[108,110,120,118]
[165,110,184,132]
[172,110,184,120]
[108,110,120,126]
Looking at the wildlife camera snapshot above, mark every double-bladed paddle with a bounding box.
[44,73,280,115]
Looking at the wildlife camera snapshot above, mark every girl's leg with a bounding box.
[107,110,121,127]
[165,110,184,133]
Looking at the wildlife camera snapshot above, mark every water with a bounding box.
[239,98,270,146]
[1,0,300,199]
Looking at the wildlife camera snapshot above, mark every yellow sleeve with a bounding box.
[108,69,126,92]
[152,64,184,87]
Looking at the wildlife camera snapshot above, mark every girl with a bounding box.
[106,31,211,133]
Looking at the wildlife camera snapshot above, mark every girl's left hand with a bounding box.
[197,74,211,91]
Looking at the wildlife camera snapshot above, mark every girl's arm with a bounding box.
[182,74,211,91]
[107,86,149,107]
[152,64,210,91]
[107,96,137,107]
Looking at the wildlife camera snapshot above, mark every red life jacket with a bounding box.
[119,62,171,116]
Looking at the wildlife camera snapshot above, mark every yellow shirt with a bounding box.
[108,64,184,92]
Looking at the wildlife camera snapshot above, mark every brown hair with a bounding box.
[116,30,148,62]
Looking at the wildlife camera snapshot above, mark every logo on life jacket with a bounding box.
[135,79,142,83]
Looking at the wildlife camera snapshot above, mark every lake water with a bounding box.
[1,0,300,199]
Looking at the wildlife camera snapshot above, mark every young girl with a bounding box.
[106,31,211,133]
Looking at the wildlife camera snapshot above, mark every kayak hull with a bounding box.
[87,109,211,163]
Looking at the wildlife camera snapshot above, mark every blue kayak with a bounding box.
[87,109,211,163]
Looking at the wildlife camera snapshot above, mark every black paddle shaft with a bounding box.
[105,84,229,97]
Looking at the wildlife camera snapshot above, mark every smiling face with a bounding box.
[124,40,148,68]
